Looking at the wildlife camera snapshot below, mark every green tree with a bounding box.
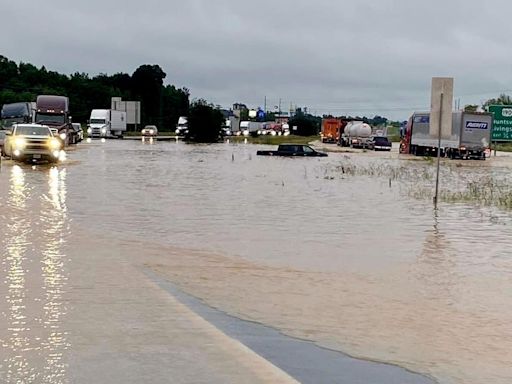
[186,99,224,143]
[131,64,166,126]
[483,94,512,107]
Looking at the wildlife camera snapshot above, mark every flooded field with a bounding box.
[1,140,512,383]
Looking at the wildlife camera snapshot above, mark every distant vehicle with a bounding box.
[321,118,344,143]
[339,121,372,148]
[1,102,36,129]
[400,111,492,159]
[88,109,126,138]
[176,116,188,135]
[3,123,63,163]
[71,123,84,142]
[35,95,76,146]
[0,130,7,156]
[367,136,392,151]
[257,144,328,157]
[141,125,158,137]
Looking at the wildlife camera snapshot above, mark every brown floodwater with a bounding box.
[1,140,512,383]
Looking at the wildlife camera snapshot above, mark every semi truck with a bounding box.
[1,102,36,129]
[400,111,492,159]
[321,118,344,143]
[88,109,127,138]
[339,121,372,148]
[35,95,77,145]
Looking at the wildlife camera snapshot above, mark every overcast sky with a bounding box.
[3,0,512,120]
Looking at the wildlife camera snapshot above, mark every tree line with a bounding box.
[0,55,189,130]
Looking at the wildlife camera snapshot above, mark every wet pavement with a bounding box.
[1,140,512,383]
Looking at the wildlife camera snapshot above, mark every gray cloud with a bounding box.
[2,0,512,119]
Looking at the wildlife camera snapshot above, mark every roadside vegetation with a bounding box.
[186,100,224,143]
[227,135,319,145]
[325,159,512,210]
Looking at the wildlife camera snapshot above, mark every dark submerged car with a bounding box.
[257,144,328,157]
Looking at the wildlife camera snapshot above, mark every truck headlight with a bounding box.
[14,137,26,149]
[87,128,92,134]
[49,138,61,150]
[101,128,107,134]
[60,133,67,140]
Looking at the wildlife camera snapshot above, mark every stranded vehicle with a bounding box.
[367,136,392,151]
[175,116,188,135]
[400,111,492,159]
[35,95,76,145]
[1,102,36,129]
[3,123,63,163]
[88,109,127,138]
[141,125,158,138]
[339,121,373,148]
[321,118,344,143]
[257,144,328,157]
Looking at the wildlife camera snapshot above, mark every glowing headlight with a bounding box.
[149,129,154,134]
[49,138,61,150]
[101,128,107,134]
[87,128,92,134]
[14,137,26,149]
[175,129,180,134]
[60,132,67,140]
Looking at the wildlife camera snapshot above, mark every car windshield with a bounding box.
[90,119,106,124]
[15,126,51,136]
[374,137,389,143]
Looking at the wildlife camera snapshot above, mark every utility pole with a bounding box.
[264,96,267,113]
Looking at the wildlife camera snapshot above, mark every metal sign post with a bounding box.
[434,93,443,209]
[430,77,454,210]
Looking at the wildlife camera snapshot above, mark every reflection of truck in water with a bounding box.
[87,109,127,138]
[1,102,36,129]
[400,111,492,159]
[339,121,372,148]
[35,95,77,145]
[321,118,344,143]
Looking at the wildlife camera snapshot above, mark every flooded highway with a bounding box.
[1,140,512,383]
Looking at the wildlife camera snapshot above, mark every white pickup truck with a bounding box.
[3,123,63,163]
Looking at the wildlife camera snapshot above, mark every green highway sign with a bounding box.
[489,105,512,141]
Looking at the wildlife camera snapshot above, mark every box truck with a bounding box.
[400,111,492,159]
[88,109,127,138]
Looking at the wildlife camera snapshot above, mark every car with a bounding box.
[368,136,392,151]
[0,130,7,156]
[141,125,158,137]
[72,123,84,142]
[257,144,328,157]
[3,123,63,163]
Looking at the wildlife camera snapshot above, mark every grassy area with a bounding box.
[227,135,320,145]
[494,143,512,152]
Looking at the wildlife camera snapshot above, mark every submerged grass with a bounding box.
[330,159,512,209]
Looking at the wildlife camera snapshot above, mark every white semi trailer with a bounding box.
[88,109,127,138]
[400,111,492,159]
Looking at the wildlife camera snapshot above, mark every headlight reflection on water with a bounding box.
[1,165,70,382]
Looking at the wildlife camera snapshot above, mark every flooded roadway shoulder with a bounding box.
[144,269,437,384]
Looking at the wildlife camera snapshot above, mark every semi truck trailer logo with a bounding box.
[465,121,488,129]
[502,108,512,117]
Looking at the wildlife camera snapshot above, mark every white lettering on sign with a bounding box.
[466,121,488,130]
[502,108,512,117]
